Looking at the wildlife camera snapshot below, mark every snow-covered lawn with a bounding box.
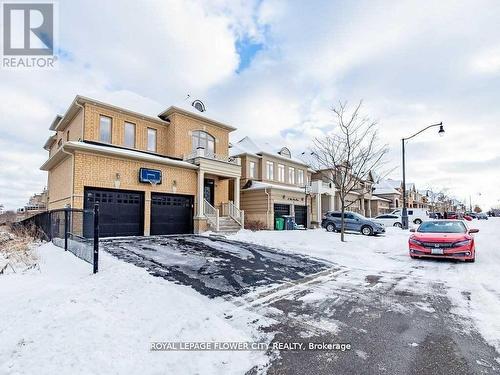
[229,218,500,354]
[0,242,270,374]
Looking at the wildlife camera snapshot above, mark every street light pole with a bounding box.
[401,122,444,229]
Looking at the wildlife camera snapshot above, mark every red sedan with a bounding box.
[408,220,479,262]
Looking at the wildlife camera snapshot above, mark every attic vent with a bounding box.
[279,147,291,158]
[192,100,206,113]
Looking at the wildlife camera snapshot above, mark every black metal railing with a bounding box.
[13,205,100,273]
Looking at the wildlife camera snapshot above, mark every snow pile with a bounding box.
[230,218,500,353]
[0,243,271,374]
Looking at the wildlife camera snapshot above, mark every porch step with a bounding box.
[209,216,242,233]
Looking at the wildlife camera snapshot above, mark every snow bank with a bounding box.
[0,243,270,374]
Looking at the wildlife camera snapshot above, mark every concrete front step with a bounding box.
[209,216,242,233]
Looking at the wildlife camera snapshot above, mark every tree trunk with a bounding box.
[340,200,346,242]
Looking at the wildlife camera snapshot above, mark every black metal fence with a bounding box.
[13,205,100,273]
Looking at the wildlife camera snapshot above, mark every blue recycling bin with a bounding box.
[282,215,295,230]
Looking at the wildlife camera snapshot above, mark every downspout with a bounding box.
[264,188,270,228]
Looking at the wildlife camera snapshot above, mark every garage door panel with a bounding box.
[294,205,307,226]
[274,204,290,218]
[84,188,144,237]
[150,193,193,235]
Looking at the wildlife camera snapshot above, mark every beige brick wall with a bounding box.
[168,112,230,159]
[83,103,169,155]
[72,152,216,235]
[49,110,84,157]
[47,157,73,209]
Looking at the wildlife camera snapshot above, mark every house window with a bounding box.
[297,169,304,185]
[192,130,215,154]
[277,164,285,182]
[57,139,62,148]
[124,122,136,148]
[66,131,70,141]
[249,161,257,179]
[147,128,157,152]
[266,161,274,180]
[99,116,112,143]
[288,167,295,184]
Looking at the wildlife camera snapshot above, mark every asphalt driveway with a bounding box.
[101,235,330,298]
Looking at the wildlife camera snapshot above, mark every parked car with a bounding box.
[373,214,403,228]
[408,220,478,262]
[321,211,385,236]
[476,212,488,220]
[465,212,477,219]
[390,208,429,225]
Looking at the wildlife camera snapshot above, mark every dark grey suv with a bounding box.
[321,211,385,236]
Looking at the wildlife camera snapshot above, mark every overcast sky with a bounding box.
[1,0,499,210]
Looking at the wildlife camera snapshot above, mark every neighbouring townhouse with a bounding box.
[229,137,312,230]
[41,96,243,237]
[308,167,376,222]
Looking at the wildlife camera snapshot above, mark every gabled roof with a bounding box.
[54,95,169,132]
[373,179,402,195]
[230,136,309,166]
[158,105,236,131]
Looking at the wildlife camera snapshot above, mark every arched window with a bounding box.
[279,147,291,158]
[192,130,215,154]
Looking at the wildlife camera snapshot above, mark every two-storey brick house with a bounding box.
[229,137,312,229]
[41,96,243,236]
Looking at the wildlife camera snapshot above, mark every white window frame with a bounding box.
[192,130,215,154]
[266,161,274,180]
[288,167,295,184]
[277,164,285,182]
[249,161,257,179]
[99,115,112,143]
[147,128,157,152]
[124,122,136,148]
[297,169,304,185]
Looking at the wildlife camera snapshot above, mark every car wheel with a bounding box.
[414,219,422,225]
[393,222,402,228]
[361,226,373,236]
[326,223,336,232]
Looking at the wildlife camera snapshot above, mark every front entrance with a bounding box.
[204,178,215,206]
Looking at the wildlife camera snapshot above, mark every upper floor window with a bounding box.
[249,161,257,179]
[57,138,62,148]
[288,167,295,184]
[277,164,285,182]
[124,122,136,148]
[192,130,215,154]
[66,131,70,141]
[297,169,304,185]
[266,161,274,180]
[147,128,157,152]
[99,116,112,143]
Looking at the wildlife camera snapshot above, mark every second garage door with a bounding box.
[150,193,194,235]
[294,205,307,226]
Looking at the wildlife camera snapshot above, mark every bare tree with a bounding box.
[310,101,389,241]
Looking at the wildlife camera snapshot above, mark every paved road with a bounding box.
[102,235,499,374]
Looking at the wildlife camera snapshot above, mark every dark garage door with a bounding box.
[84,188,144,237]
[274,204,290,218]
[294,205,307,226]
[150,193,194,235]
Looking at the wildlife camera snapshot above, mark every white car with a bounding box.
[373,214,403,228]
[390,208,429,225]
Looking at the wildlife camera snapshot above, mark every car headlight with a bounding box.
[409,238,423,246]
[454,239,472,247]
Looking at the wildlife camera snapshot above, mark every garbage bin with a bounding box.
[275,217,285,230]
[282,215,295,230]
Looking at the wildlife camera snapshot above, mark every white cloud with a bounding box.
[1,0,500,210]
